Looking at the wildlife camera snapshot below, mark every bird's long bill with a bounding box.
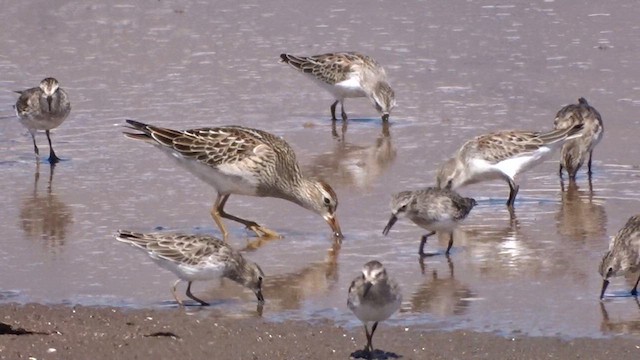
[256,289,265,303]
[326,215,343,240]
[599,279,610,300]
[46,96,53,112]
[362,281,373,298]
[382,215,398,236]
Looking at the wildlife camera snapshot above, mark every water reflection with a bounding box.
[18,164,73,253]
[410,256,474,316]
[555,181,607,241]
[262,240,340,311]
[599,300,640,335]
[304,122,396,191]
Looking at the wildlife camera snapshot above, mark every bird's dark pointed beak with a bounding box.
[363,281,373,297]
[381,113,389,122]
[46,96,52,112]
[326,214,343,240]
[599,279,609,300]
[382,215,397,236]
[256,289,265,303]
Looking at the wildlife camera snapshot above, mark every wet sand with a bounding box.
[1,303,639,360]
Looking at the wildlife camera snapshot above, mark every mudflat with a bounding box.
[1,303,639,359]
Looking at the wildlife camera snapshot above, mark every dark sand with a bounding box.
[1,304,638,359]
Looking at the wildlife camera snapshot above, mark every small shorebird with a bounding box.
[599,215,640,300]
[115,230,265,306]
[347,260,401,355]
[553,97,604,181]
[436,124,584,208]
[14,78,71,164]
[280,52,396,122]
[382,187,476,256]
[123,120,342,240]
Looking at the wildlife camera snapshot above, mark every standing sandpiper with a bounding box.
[553,97,604,182]
[123,120,342,240]
[115,230,265,306]
[599,215,640,300]
[436,124,583,208]
[280,52,396,122]
[15,77,71,164]
[382,187,476,256]
[348,260,402,356]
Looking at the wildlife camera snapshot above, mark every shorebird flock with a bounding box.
[11,51,639,358]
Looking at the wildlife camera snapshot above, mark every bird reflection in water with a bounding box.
[599,300,640,335]
[199,239,341,313]
[260,239,341,311]
[555,181,606,241]
[304,121,396,191]
[19,163,73,253]
[411,256,474,316]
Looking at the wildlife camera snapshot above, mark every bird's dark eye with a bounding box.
[606,267,613,277]
[399,205,407,212]
[323,197,331,205]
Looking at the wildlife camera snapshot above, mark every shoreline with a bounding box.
[1,303,639,359]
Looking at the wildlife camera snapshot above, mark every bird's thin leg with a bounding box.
[368,321,379,352]
[185,281,209,306]
[363,324,372,353]
[587,150,594,177]
[46,130,60,164]
[216,194,281,239]
[330,100,339,121]
[419,231,437,256]
[558,163,564,180]
[340,100,348,121]
[211,194,230,241]
[30,131,39,156]
[631,274,640,297]
[445,232,454,255]
[505,177,519,208]
[172,279,184,307]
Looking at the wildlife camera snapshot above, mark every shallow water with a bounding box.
[1,0,640,339]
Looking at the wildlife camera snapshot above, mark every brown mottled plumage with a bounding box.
[599,215,640,300]
[115,230,264,306]
[437,124,584,208]
[123,120,342,240]
[382,187,477,256]
[280,52,396,122]
[554,97,604,181]
[14,78,71,164]
[347,260,401,355]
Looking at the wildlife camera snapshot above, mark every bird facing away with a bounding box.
[123,120,342,240]
[347,260,402,355]
[14,77,71,164]
[115,230,265,306]
[553,97,604,181]
[382,187,477,256]
[436,123,584,208]
[599,215,640,300]
[280,52,396,122]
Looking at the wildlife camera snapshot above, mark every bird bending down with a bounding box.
[599,215,640,300]
[280,52,396,122]
[123,120,342,240]
[553,97,604,181]
[347,260,402,355]
[382,187,476,256]
[115,230,265,306]
[14,77,71,164]
[436,123,584,208]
